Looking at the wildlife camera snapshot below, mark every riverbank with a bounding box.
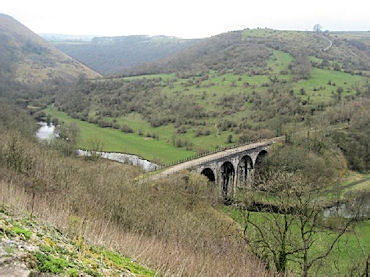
[43,106,196,164]
[36,121,160,171]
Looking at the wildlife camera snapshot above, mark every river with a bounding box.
[36,122,160,172]
[36,122,57,141]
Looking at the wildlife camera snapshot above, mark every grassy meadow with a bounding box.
[44,106,195,164]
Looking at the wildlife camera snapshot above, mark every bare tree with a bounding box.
[243,141,364,276]
[313,24,322,33]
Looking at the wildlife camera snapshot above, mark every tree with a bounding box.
[332,99,370,172]
[313,24,322,33]
[57,122,80,144]
[226,134,233,143]
[290,55,311,80]
[243,139,364,276]
[54,123,80,156]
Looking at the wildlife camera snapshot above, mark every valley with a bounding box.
[0,12,369,277]
[43,46,367,164]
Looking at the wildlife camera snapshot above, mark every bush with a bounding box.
[176,126,187,134]
[195,128,211,137]
[120,124,134,133]
[0,131,34,174]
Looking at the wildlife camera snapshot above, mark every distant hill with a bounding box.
[40,33,95,42]
[0,14,100,88]
[50,35,199,74]
[124,28,370,77]
[123,30,272,76]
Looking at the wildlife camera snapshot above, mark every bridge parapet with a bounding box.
[147,137,284,198]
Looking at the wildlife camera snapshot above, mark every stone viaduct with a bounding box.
[148,137,284,198]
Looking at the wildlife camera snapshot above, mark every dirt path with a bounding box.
[147,137,284,181]
[322,35,332,51]
[325,176,370,194]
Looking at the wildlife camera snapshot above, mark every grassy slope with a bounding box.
[0,14,100,85]
[294,68,364,103]
[322,171,370,201]
[0,206,156,276]
[47,48,367,163]
[45,107,195,164]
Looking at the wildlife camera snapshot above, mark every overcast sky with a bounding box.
[1,0,369,38]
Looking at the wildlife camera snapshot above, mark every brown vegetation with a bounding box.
[0,126,268,276]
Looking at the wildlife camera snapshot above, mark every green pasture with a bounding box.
[322,171,370,201]
[44,107,195,164]
[293,68,365,104]
[267,50,294,74]
[114,113,236,152]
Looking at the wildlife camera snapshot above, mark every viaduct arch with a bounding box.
[147,138,283,198]
[199,148,269,198]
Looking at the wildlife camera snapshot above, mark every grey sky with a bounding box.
[1,0,369,38]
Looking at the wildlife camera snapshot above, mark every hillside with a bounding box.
[0,206,156,276]
[0,98,267,276]
[50,35,199,74]
[46,29,369,166]
[125,29,370,76]
[0,14,100,87]
[40,33,95,42]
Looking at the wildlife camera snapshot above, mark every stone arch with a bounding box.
[237,155,253,186]
[254,150,268,179]
[220,161,235,198]
[255,150,268,167]
[201,168,215,182]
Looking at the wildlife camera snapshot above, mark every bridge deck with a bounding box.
[148,136,284,181]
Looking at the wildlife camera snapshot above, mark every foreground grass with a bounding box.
[44,106,195,164]
[0,130,267,276]
[0,206,157,276]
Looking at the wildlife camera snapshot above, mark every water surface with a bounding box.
[36,122,159,171]
[36,122,56,141]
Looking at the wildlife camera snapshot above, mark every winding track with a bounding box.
[321,35,333,52]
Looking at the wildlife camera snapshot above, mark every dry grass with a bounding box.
[0,131,268,276]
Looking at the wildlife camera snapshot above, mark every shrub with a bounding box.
[120,124,134,133]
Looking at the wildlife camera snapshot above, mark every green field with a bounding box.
[222,206,369,275]
[294,68,364,103]
[45,107,195,164]
[322,171,370,201]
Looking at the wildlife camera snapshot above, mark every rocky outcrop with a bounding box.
[0,206,156,276]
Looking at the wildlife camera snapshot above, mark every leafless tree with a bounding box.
[243,141,365,276]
